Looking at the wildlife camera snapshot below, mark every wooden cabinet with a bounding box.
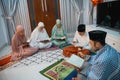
[27,0,61,37]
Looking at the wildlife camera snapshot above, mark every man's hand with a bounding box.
[77,52,86,58]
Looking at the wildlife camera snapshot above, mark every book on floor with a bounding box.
[39,59,78,80]
[66,54,85,68]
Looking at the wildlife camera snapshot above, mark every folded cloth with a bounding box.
[63,45,91,57]
[63,45,78,57]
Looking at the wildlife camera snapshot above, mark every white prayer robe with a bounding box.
[73,31,91,49]
[29,28,52,49]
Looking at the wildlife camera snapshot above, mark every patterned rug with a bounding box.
[0,46,60,71]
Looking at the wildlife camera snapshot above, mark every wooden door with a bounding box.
[27,0,61,37]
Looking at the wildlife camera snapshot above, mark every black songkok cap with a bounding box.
[77,24,85,32]
[89,30,107,42]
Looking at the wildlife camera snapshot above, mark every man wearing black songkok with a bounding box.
[89,30,107,51]
[72,30,120,80]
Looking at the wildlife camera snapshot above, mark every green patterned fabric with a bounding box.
[40,59,77,80]
[51,25,68,46]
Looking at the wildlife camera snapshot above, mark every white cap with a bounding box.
[56,19,61,24]
[38,22,44,27]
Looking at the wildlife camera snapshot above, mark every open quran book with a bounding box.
[54,36,66,41]
[66,54,85,68]
[38,38,51,43]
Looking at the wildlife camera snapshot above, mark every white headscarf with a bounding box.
[56,19,61,24]
[29,22,49,46]
[38,22,44,27]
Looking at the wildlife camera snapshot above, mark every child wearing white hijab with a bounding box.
[29,22,52,49]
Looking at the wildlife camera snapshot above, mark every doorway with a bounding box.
[27,0,61,37]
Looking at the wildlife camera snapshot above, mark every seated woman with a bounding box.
[63,24,91,58]
[11,25,39,61]
[29,22,52,49]
[51,19,68,46]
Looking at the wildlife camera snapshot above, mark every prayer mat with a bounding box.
[40,59,78,80]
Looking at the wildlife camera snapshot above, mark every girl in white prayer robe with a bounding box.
[29,22,52,49]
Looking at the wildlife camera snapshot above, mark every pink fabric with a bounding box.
[11,32,38,61]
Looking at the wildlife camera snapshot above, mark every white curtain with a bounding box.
[88,0,94,25]
[71,0,84,26]
[14,0,31,39]
[0,0,18,43]
[0,0,31,44]
[60,0,84,35]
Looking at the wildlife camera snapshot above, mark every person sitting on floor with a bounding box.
[29,22,52,49]
[51,19,68,46]
[11,25,39,61]
[72,30,120,80]
[62,24,91,58]
[72,24,91,49]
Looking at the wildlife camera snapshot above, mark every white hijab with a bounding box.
[29,22,49,43]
